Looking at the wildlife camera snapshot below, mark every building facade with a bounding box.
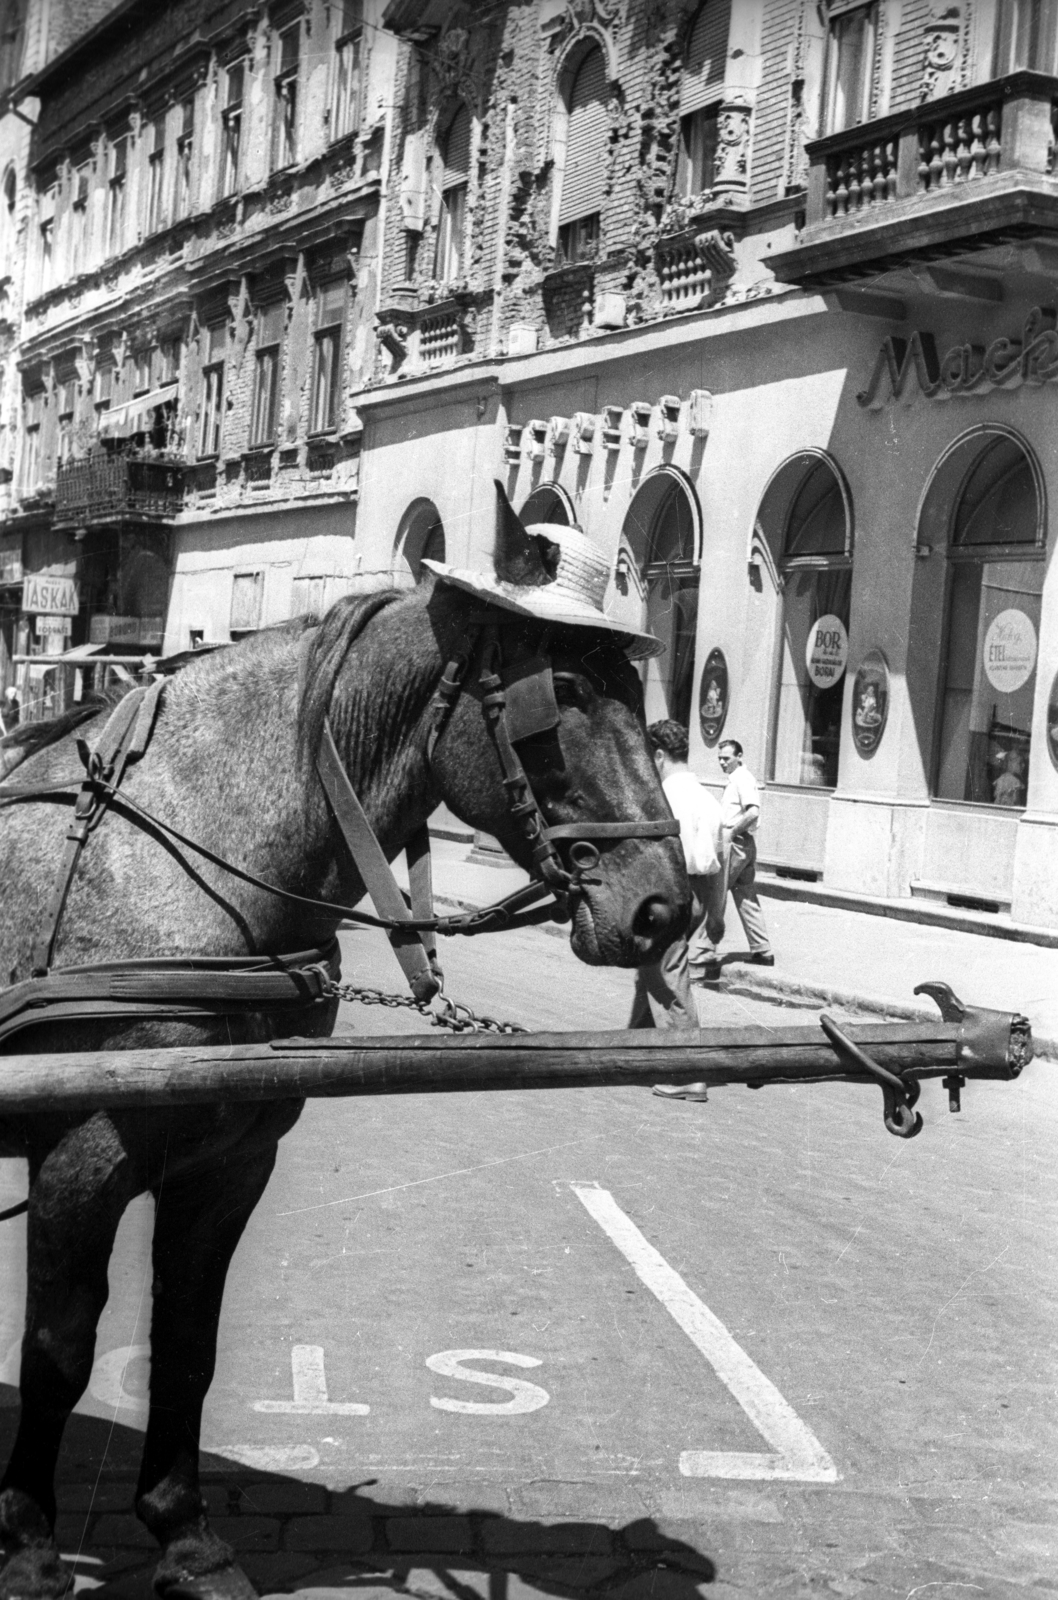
[7,0,1058,929]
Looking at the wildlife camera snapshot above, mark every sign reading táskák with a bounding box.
[22,574,79,617]
[805,614,848,690]
[984,609,1037,696]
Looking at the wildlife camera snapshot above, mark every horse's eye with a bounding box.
[553,673,589,708]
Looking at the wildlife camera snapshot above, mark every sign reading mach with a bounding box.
[22,575,80,616]
[858,307,1058,408]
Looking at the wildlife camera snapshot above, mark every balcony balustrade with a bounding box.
[54,452,185,530]
[772,71,1058,286]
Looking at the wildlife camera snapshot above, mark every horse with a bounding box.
[0,489,690,1600]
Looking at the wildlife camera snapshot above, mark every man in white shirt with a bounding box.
[629,720,725,1032]
[714,738,773,964]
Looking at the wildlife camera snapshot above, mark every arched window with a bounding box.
[758,453,853,789]
[519,484,575,526]
[622,469,701,726]
[557,45,606,265]
[434,102,470,282]
[395,499,445,585]
[934,432,1043,808]
[677,1,729,198]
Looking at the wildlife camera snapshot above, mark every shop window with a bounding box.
[935,435,1042,808]
[557,45,606,264]
[221,63,244,196]
[622,469,701,727]
[251,300,284,446]
[331,0,362,141]
[147,112,167,233]
[310,280,346,434]
[676,0,728,198]
[273,21,301,170]
[173,97,194,221]
[766,454,852,789]
[106,133,127,255]
[199,322,226,458]
[230,570,264,637]
[823,1,878,134]
[434,102,470,282]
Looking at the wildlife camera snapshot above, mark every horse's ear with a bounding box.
[493,480,557,587]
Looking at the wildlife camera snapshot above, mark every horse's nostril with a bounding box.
[632,894,678,944]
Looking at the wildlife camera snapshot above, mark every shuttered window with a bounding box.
[680,0,730,115]
[441,103,470,189]
[558,46,607,226]
[435,102,470,280]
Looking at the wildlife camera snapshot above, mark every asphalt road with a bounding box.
[0,920,1054,1600]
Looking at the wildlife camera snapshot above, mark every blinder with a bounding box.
[502,654,561,744]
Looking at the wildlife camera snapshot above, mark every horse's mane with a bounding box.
[0,695,115,762]
[297,588,405,764]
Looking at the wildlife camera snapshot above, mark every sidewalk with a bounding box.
[423,837,1058,1058]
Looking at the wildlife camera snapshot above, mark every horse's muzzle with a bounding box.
[630,891,688,961]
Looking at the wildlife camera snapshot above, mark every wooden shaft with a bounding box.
[0,1021,988,1114]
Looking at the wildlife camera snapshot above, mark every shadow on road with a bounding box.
[0,1398,717,1600]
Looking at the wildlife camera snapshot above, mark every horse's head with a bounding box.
[423,487,691,967]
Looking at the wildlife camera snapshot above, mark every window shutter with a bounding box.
[680,0,730,115]
[442,103,471,190]
[559,46,607,225]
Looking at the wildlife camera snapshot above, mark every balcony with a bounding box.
[770,71,1058,288]
[54,453,185,531]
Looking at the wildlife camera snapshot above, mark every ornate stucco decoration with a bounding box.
[920,3,965,101]
[714,97,752,196]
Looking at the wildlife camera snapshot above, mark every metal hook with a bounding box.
[819,1013,923,1140]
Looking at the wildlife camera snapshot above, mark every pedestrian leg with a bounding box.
[729,837,772,958]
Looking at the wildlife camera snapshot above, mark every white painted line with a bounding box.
[86,1344,150,1419]
[426,1349,550,1414]
[253,1345,369,1415]
[570,1183,838,1483]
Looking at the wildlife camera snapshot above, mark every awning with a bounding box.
[13,645,154,666]
[98,383,178,440]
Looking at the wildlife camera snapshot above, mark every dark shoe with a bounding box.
[749,952,775,966]
[694,960,722,983]
[652,1083,709,1102]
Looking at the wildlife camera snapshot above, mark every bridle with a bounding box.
[422,616,679,911]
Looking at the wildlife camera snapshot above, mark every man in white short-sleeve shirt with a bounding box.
[714,738,773,963]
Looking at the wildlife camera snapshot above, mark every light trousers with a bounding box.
[628,870,726,1030]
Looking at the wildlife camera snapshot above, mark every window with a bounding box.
[3,166,14,226]
[311,280,345,433]
[519,485,573,526]
[94,357,114,411]
[767,456,852,789]
[677,1,728,198]
[70,159,91,264]
[160,335,183,384]
[21,389,43,492]
[0,0,25,95]
[231,571,264,635]
[395,500,446,583]
[56,373,76,463]
[37,182,55,292]
[147,112,167,233]
[273,22,300,170]
[221,62,244,195]
[251,300,284,445]
[132,347,152,395]
[106,133,127,255]
[174,97,194,220]
[433,102,469,281]
[622,471,700,727]
[557,45,607,263]
[935,436,1042,809]
[823,2,878,134]
[994,0,1058,73]
[331,0,362,141]
[199,321,226,457]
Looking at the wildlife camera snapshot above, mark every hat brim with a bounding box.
[421,560,664,660]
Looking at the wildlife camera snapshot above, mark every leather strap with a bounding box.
[317,720,440,1003]
[31,679,165,976]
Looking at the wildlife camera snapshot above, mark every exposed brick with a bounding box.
[479,1522,615,1558]
[283,1515,375,1554]
[236,1482,329,1516]
[385,1516,473,1555]
[91,1514,156,1549]
[209,1516,282,1552]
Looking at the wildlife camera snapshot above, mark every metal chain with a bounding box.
[326,979,528,1035]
